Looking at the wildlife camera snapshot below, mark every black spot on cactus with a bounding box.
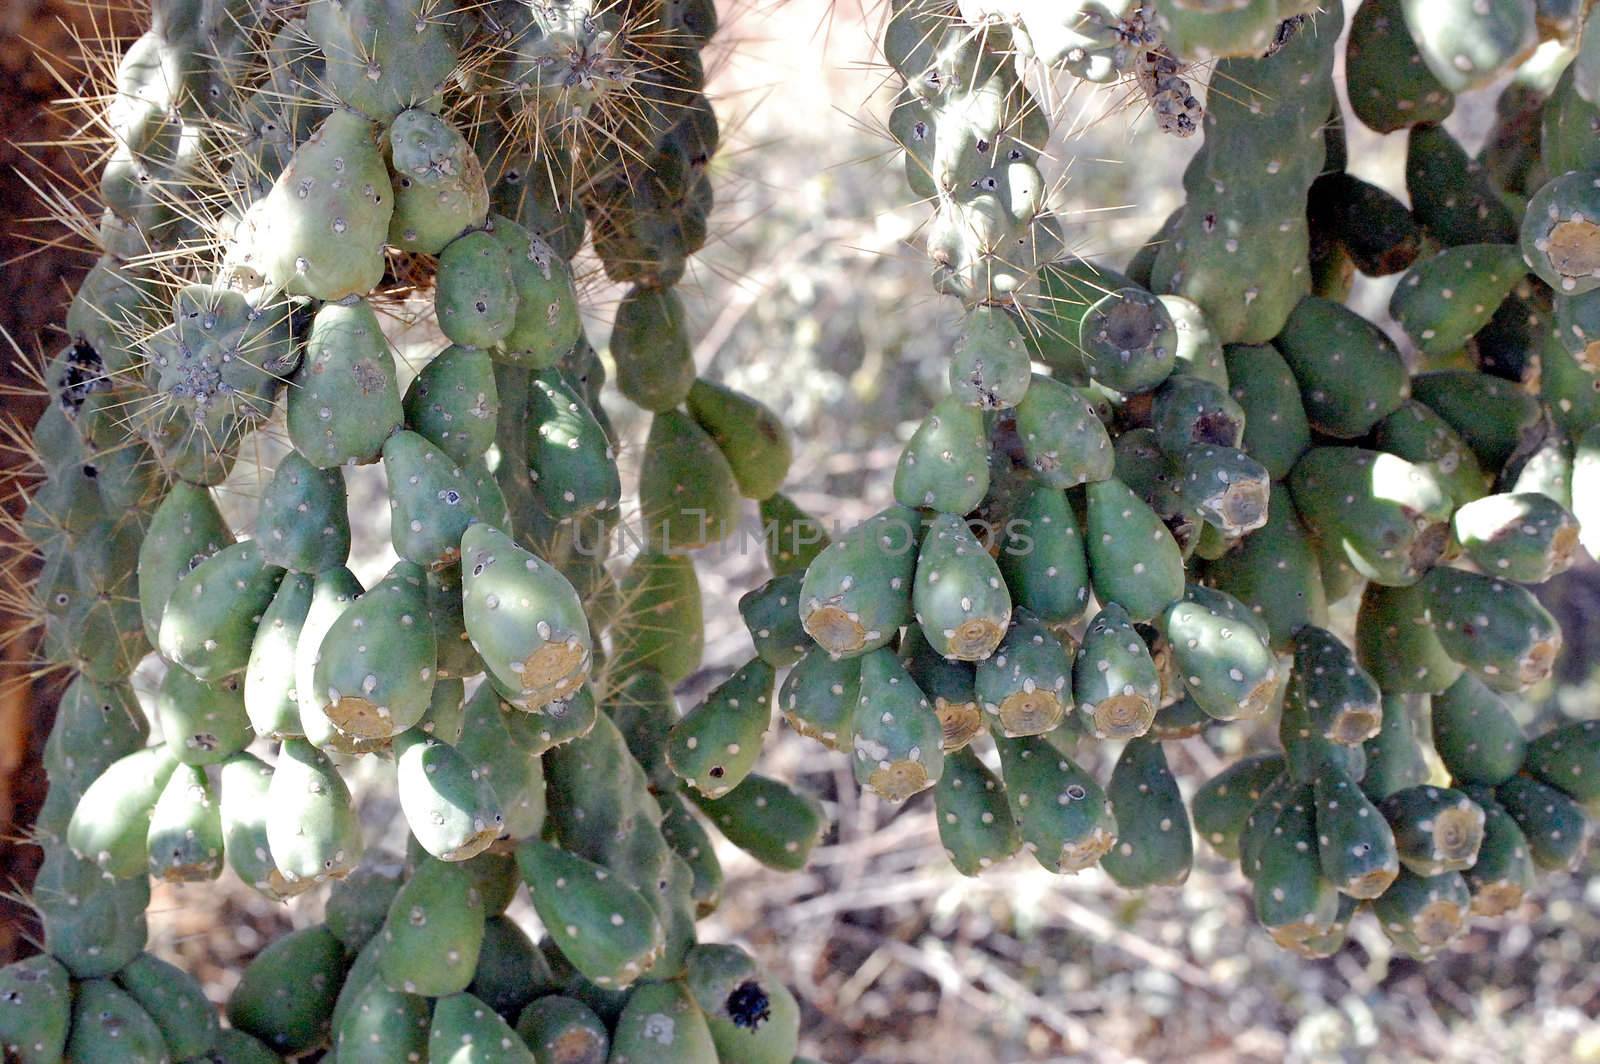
[56,338,108,417]
[726,979,771,1030]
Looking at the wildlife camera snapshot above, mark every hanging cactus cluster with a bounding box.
[9,0,1600,1058]
[779,0,1600,966]
[7,0,827,1059]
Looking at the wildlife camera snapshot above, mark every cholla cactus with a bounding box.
[3,0,813,1057]
[8,0,1600,1057]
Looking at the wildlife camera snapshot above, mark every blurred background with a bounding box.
[3,1,1600,1061]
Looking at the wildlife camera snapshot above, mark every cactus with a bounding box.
[15,0,1600,1050]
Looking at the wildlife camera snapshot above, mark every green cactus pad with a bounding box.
[974,611,1075,738]
[1374,867,1472,959]
[1291,624,1383,746]
[157,666,252,767]
[287,298,404,467]
[516,995,608,1064]
[685,377,793,501]
[158,539,285,682]
[226,924,347,1056]
[67,743,178,877]
[1355,694,1428,804]
[145,762,223,882]
[1423,565,1562,691]
[1174,444,1270,537]
[312,559,437,738]
[467,915,551,1021]
[36,846,149,977]
[1522,171,1600,295]
[1102,737,1193,888]
[760,492,831,577]
[516,838,664,989]
[799,505,919,657]
[462,523,592,707]
[1160,585,1280,721]
[291,566,365,743]
[1412,370,1542,471]
[1072,603,1160,740]
[779,646,860,750]
[1192,754,1285,860]
[607,980,718,1064]
[1390,243,1526,356]
[667,657,774,798]
[383,430,494,569]
[405,344,500,467]
[377,857,487,997]
[893,395,991,514]
[611,285,695,410]
[44,676,149,799]
[136,480,234,647]
[1252,786,1343,951]
[950,305,1032,408]
[333,961,432,1063]
[307,0,462,121]
[387,108,489,254]
[1275,296,1409,439]
[67,979,170,1063]
[1014,373,1115,489]
[933,745,1021,875]
[1288,447,1453,587]
[901,623,983,751]
[1429,672,1528,787]
[395,731,504,861]
[252,109,393,299]
[690,773,826,872]
[661,793,725,919]
[526,369,621,520]
[1457,785,1538,916]
[1453,491,1581,583]
[1311,761,1400,899]
[638,409,743,552]
[0,955,71,1064]
[850,647,945,800]
[218,753,306,901]
[1085,476,1186,622]
[1523,719,1600,802]
[1346,0,1454,132]
[684,944,800,1064]
[456,684,547,840]
[1373,400,1488,509]
[1401,0,1534,93]
[437,230,519,348]
[115,951,219,1060]
[1352,580,1463,695]
[255,451,352,573]
[738,572,809,669]
[326,859,406,953]
[240,571,312,742]
[995,733,1117,874]
[266,738,364,885]
[1494,774,1592,870]
[1380,784,1487,875]
[996,480,1091,628]
[912,512,1010,660]
[1202,482,1327,650]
